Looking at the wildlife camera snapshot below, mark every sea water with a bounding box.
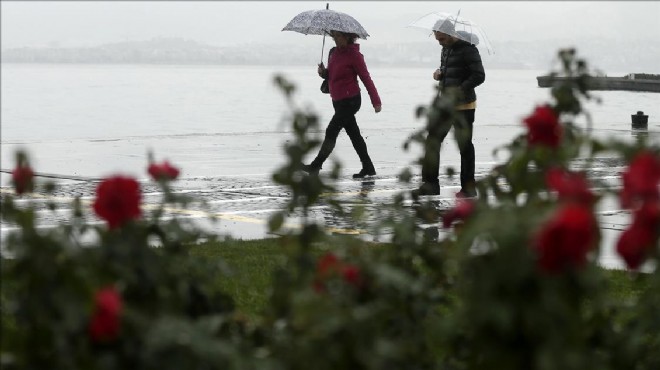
[1,63,659,268]
[2,63,658,178]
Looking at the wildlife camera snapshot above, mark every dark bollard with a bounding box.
[631,111,648,130]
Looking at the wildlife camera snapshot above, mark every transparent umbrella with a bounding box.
[408,11,494,55]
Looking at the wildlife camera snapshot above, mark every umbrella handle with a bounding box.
[321,2,329,63]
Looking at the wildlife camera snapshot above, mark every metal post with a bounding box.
[631,111,649,130]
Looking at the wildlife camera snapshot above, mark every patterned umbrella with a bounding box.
[282,8,370,40]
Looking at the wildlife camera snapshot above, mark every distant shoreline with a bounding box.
[0,61,546,71]
[3,36,659,72]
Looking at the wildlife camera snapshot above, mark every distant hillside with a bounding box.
[2,36,659,73]
[1,37,232,64]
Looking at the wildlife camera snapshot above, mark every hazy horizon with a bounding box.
[2,1,659,49]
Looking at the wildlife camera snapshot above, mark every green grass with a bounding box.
[189,237,649,318]
[601,268,650,302]
[1,237,648,325]
[2,238,647,323]
[189,238,292,318]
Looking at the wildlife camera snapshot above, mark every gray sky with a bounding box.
[2,1,659,48]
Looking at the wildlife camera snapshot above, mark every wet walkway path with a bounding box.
[0,157,637,269]
[2,124,658,270]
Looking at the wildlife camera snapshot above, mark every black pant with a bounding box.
[421,109,475,190]
[310,94,374,171]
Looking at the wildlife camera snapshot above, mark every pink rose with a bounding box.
[442,199,476,228]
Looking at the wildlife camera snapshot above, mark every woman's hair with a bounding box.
[333,31,359,44]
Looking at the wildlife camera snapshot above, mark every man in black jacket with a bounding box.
[415,21,485,198]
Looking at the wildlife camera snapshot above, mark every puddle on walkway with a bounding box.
[2,164,634,270]
[3,123,656,269]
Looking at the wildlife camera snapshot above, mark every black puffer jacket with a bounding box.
[439,40,485,105]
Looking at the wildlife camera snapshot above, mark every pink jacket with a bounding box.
[327,44,381,108]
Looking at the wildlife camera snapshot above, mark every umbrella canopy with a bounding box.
[282,9,369,39]
[408,11,494,55]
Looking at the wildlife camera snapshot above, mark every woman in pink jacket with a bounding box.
[302,30,382,179]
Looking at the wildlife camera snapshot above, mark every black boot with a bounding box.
[352,167,376,179]
[302,164,320,175]
[411,182,440,199]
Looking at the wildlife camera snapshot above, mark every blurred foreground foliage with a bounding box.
[1,49,659,369]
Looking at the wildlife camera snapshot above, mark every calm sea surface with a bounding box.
[1,63,659,179]
[3,63,659,142]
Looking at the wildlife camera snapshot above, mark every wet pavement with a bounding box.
[2,123,659,270]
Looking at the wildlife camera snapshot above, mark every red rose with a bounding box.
[148,160,180,182]
[313,280,327,293]
[442,199,476,228]
[616,225,655,270]
[341,264,362,287]
[633,201,660,230]
[93,176,142,229]
[11,165,34,195]
[523,105,562,148]
[314,254,364,292]
[617,201,660,269]
[545,167,594,205]
[533,204,597,273]
[88,286,123,342]
[620,151,660,208]
[316,252,340,278]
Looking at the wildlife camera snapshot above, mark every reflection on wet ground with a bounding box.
[2,125,658,270]
[0,159,635,269]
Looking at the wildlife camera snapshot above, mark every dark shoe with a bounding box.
[412,182,440,199]
[302,164,320,175]
[455,188,477,199]
[352,168,376,179]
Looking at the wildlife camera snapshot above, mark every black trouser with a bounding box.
[421,109,475,190]
[310,94,375,171]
